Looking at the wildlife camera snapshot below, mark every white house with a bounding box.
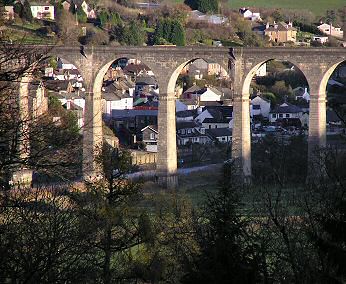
[251,95,271,118]
[312,35,329,44]
[269,102,303,123]
[293,87,310,102]
[102,93,133,118]
[317,23,343,39]
[239,8,261,21]
[30,4,54,20]
[183,87,222,103]
[200,88,221,101]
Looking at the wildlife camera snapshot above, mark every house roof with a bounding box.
[135,76,157,86]
[141,125,158,133]
[327,109,341,122]
[176,121,200,130]
[176,109,197,118]
[62,101,83,111]
[111,109,158,118]
[44,80,72,92]
[270,103,302,114]
[203,117,230,124]
[251,95,270,103]
[184,85,203,94]
[265,22,297,32]
[206,128,232,138]
[205,105,233,118]
[102,92,131,101]
[199,101,222,107]
[124,63,151,75]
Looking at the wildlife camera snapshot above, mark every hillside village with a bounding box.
[1,0,346,47]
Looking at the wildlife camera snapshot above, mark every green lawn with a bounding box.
[171,0,345,16]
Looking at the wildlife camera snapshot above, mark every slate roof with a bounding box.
[270,103,302,114]
[203,117,230,124]
[124,63,151,75]
[111,109,158,118]
[135,76,157,86]
[184,85,203,94]
[141,125,158,133]
[176,109,197,118]
[176,121,200,130]
[265,22,297,32]
[205,105,233,118]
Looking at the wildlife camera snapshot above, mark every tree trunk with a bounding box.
[103,225,112,284]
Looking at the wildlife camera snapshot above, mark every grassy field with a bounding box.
[227,0,345,16]
[170,0,345,16]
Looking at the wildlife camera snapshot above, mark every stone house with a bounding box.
[264,22,297,43]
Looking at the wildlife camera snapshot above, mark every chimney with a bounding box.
[266,22,269,29]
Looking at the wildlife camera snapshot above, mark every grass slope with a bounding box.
[228,0,345,16]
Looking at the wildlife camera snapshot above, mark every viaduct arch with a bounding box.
[19,46,346,187]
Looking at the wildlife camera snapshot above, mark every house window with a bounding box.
[209,125,211,129]
[150,133,155,140]
[286,114,289,118]
[215,125,217,128]
[44,6,49,10]
[272,114,276,118]
[279,114,283,118]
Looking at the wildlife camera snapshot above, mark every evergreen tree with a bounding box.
[181,163,261,283]
[154,18,186,46]
[76,6,87,23]
[99,10,108,27]
[13,1,23,17]
[22,0,33,22]
[170,20,186,46]
[184,0,218,14]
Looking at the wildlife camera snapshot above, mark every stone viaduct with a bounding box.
[20,46,346,187]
